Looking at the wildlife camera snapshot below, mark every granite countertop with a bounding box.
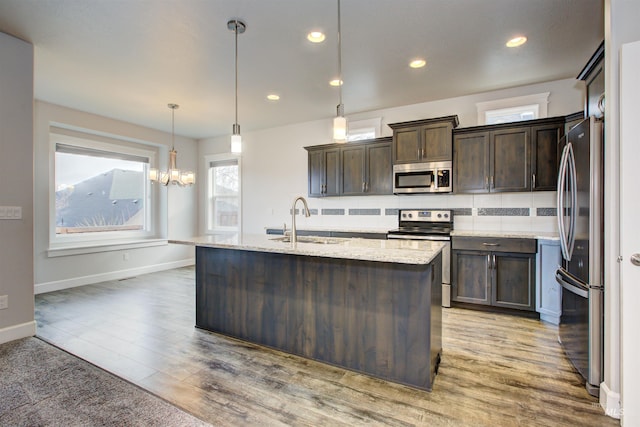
[451,230,559,240]
[264,225,391,234]
[171,234,444,265]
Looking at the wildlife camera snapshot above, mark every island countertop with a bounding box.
[172,233,444,265]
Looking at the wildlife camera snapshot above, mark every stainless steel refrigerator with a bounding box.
[555,115,604,397]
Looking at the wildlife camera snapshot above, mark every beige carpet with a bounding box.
[0,337,210,426]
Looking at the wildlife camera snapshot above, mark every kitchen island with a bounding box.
[182,234,443,391]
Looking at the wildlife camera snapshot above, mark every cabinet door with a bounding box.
[366,142,393,195]
[452,250,491,305]
[490,127,530,192]
[453,131,490,193]
[531,124,563,191]
[341,145,366,195]
[492,253,535,311]
[393,126,421,163]
[324,148,341,196]
[308,149,325,197]
[422,122,453,162]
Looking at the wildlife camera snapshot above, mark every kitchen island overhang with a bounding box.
[186,234,443,391]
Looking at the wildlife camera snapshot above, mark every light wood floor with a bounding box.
[35,266,617,426]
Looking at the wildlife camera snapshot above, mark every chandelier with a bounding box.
[149,103,195,186]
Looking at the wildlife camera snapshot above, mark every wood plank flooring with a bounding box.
[35,266,617,426]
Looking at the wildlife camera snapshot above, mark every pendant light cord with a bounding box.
[337,0,343,108]
[171,106,175,150]
[235,22,239,129]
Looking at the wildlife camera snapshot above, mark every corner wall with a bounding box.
[0,32,35,343]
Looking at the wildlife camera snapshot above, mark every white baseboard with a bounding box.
[0,321,36,345]
[34,258,195,294]
[600,381,622,419]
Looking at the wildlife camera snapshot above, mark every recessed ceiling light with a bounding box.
[409,59,426,69]
[329,79,343,87]
[266,94,280,101]
[506,36,527,48]
[307,31,326,43]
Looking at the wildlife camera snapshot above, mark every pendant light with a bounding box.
[333,0,347,143]
[228,19,246,153]
[149,104,195,186]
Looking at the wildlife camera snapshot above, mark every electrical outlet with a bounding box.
[123,252,130,261]
[0,295,8,310]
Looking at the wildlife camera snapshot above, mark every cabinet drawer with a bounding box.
[452,236,536,253]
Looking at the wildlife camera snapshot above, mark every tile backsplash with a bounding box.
[292,191,558,234]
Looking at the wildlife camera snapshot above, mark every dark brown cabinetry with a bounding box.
[341,138,392,195]
[305,137,392,197]
[389,116,459,164]
[578,41,604,119]
[452,236,536,312]
[307,146,340,197]
[453,117,565,194]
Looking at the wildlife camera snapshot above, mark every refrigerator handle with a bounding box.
[557,143,570,260]
[556,268,589,298]
[566,143,577,260]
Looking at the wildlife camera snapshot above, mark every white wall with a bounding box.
[0,32,35,343]
[602,0,640,421]
[33,101,198,293]
[198,78,583,236]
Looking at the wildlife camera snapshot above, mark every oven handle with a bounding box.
[387,234,451,241]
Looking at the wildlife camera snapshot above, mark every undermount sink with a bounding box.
[270,235,341,245]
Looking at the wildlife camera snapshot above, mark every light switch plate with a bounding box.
[0,206,22,220]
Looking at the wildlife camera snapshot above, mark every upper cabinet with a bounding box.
[453,116,565,194]
[305,137,392,198]
[306,146,340,197]
[389,116,459,164]
[341,138,392,195]
[577,41,604,119]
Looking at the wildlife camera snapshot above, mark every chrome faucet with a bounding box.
[291,196,311,243]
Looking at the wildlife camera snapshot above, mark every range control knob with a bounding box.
[444,213,449,218]
[408,213,413,218]
[437,213,442,218]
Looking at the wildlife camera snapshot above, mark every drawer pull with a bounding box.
[482,242,500,247]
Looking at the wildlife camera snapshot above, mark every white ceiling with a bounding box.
[0,0,603,139]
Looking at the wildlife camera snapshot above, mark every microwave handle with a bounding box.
[434,169,439,190]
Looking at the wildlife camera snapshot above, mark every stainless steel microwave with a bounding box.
[393,161,452,194]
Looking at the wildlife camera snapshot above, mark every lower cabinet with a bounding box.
[536,239,562,324]
[452,236,536,312]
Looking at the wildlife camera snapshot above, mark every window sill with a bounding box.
[47,238,168,258]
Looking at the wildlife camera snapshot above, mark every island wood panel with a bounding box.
[195,246,442,391]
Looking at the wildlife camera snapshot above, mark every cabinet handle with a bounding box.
[490,175,494,188]
[492,254,496,270]
[532,174,536,189]
[487,254,491,270]
[482,242,500,247]
[485,176,489,189]
[362,182,366,192]
[365,182,368,192]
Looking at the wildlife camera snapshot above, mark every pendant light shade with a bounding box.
[228,19,246,153]
[333,0,347,143]
[149,103,195,186]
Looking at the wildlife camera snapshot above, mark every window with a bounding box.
[347,117,381,142]
[207,154,241,233]
[50,127,159,250]
[476,92,549,125]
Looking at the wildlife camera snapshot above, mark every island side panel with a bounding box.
[195,246,440,391]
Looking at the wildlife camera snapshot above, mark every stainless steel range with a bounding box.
[387,209,453,307]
